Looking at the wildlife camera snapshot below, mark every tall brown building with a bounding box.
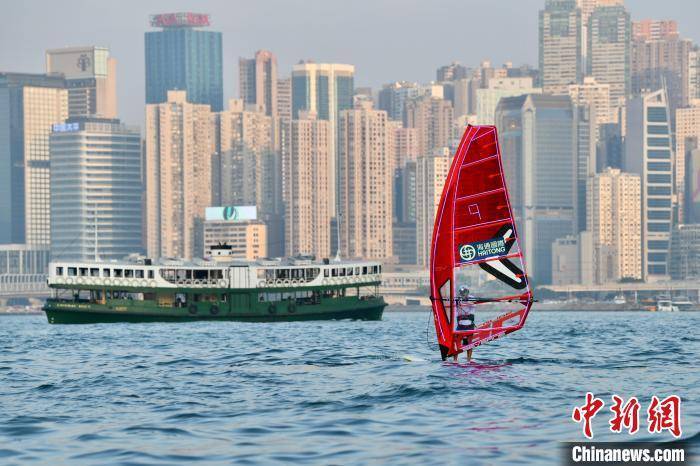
[404,96,453,156]
[284,112,331,259]
[146,90,214,259]
[46,46,117,119]
[216,99,283,256]
[631,19,691,113]
[239,50,278,117]
[338,101,393,260]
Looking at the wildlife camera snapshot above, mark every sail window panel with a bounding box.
[456,156,505,199]
[464,128,497,164]
[454,190,510,229]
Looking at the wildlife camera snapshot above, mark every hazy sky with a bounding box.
[2,0,698,125]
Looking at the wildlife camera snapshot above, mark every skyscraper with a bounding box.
[404,96,454,157]
[337,101,393,260]
[587,4,631,109]
[0,73,67,246]
[291,62,354,215]
[574,104,596,232]
[675,103,700,222]
[475,77,540,125]
[378,81,443,122]
[146,90,214,259]
[631,20,691,114]
[216,99,283,257]
[145,13,223,111]
[284,112,331,259]
[539,0,583,95]
[239,50,278,117]
[500,94,576,285]
[436,62,469,82]
[568,76,614,126]
[415,150,451,267]
[46,46,117,118]
[624,89,674,280]
[276,77,292,122]
[587,168,642,284]
[50,117,142,260]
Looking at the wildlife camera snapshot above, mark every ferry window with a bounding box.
[135,270,144,279]
[79,267,88,277]
[124,269,134,278]
[194,269,207,280]
[257,270,266,279]
[339,268,346,277]
[332,268,338,277]
[148,270,154,279]
[347,268,353,276]
[324,269,329,277]
[114,269,123,278]
[221,294,227,303]
[355,267,360,275]
[266,270,275,280]
[55,267,64,276]
[362,267,367,275]
[212,270,223,279]
[259,293,266,302]
[379,265,382,273]
[90,268,99,277]
[103,268,111,277]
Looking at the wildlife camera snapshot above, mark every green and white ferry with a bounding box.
[43,246,386,324]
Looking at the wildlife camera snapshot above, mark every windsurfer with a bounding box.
[454,285,475,362]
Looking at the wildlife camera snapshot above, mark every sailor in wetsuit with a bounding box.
[454,285,476,362]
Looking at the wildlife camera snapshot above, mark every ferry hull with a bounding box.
[43,300,385,324]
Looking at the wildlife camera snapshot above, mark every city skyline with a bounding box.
[2,1,699,125]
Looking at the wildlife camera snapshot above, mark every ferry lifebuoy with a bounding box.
[188,304,198,315]
[268,304,277,315]
[210,305,220,315]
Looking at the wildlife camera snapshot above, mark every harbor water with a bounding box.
[1,308,698,465]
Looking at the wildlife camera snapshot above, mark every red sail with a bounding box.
[430,125,533,360]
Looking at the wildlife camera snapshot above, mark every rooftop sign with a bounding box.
[150,13,210,28]
[205,206,257,222]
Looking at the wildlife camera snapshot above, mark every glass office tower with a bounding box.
[145,13,223,111]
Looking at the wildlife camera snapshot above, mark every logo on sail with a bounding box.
[458,238,507,263]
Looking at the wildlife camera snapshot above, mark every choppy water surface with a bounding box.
[1,309,698,465]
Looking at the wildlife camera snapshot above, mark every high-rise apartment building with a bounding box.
[415,150,451,267]
[337,101,393,260]
[145,13,223,111]
[216,99,283,257]
[690,47,700,101]
[495,95,528,213]
[631,20,691,114]
[276,77,292,122]
[239,50,278,117]
[539,0,583,95]
[0,73,67,246]
[404,96,453,157]
[569,76,614,126]
[46,46,117,119]
[377,81,443,122]
[283,112,331,259]
[676,103,700,222]
[391,123,420,169]
[476,77,541,125]
[146,90,214,259]
[50,118,142,260]
[291,62,354,215]
[587,4,631,108]
[587,168,642,283]
[436,62,469,82]
[624,89,674,280]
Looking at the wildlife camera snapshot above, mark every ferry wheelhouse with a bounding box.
[43,251,386,324]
